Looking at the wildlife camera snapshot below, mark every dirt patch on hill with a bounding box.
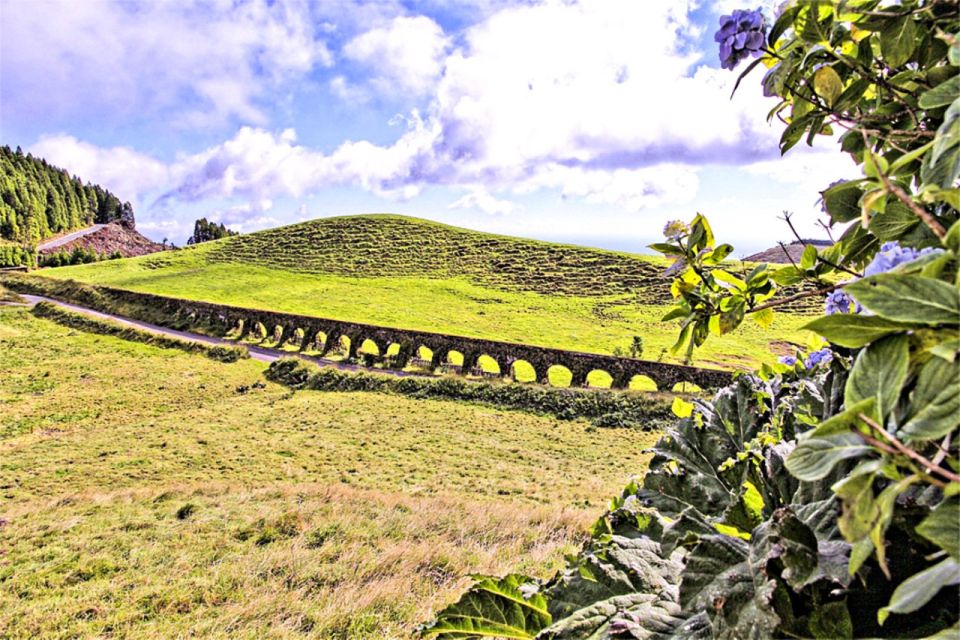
[39,224,165,258]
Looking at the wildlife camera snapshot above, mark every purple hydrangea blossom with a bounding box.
[715,8,767,70]
[804,348,833,368]
[863,241,942,277]
[778,355,798,366]
[825,289,860,315]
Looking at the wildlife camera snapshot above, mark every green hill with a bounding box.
[43,214,815,368]
[200,214,670,302]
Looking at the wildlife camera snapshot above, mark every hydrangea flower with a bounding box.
[778,355,798,366]
[863,241,942,277]
[804,348,833,368]
[825,289,860,315]
[715,8,767,70]
[663,220,689,240]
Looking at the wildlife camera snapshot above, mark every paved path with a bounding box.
[16,294,426,377]
[36,225,108,251]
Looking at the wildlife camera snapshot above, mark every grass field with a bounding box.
[0,305,658,638]
[44,214,814,369]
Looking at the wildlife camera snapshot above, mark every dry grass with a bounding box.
[0,306,657,638]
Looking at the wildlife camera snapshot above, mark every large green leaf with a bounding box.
[543,535,681,621]
[900,357,960,441]
[845,334,910,420]
[535,592,689,640]
[920,75,960,109]
[820,180,864,224]
[878,558,960,625]
[808,398,878,437]
[419,574,551,639]
[868,202,920,240]
[879,15,917,67]
[916,498,960,561]
[785,433,873,481]
[680,534,781,638]
[845,275,960,326]
[802,313,919,349]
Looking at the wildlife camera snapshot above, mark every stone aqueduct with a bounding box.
[124,289,732,390]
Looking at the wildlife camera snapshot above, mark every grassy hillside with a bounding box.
[0,305,657,638]
[44,214,815,368]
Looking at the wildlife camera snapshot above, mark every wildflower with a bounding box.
[804,348,833,368]
[715,8,767,70]
[863,241,942,277]
[663,220,689,240]
[824,289,860,315]
[778,355,798,366]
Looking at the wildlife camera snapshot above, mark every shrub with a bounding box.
[265,358,672,428]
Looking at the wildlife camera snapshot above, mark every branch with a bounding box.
[879,172,948,241]
[780,211,863,278]
[862,130,948,241]
[747,283,841,314]
[859,413,960,485]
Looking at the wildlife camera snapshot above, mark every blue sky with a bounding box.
[0,0,860,253]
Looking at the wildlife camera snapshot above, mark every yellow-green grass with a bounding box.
[0,306,657,638]
[44,214,812,369]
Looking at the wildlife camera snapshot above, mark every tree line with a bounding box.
[0,145,134,245]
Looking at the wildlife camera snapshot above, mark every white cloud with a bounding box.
[448,187,519,215]
[342,15,451,97]
[29,135,170,210]
[1,0,331,128]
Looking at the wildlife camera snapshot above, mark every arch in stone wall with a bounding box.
[474,354,501,377]
[629,374,658,392]
[511,359,538,384]
[672,381,702,393]
[547,364,573,388]
[586,369,614,389]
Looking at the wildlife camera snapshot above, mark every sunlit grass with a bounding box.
[45,215,813,369]
[0,306,658,638]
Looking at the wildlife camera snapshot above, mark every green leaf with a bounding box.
[878,558,960,625]
[901,357,960,441]
[785,433,873,481]
[536,592,687,640]
[916,498,960,561]
[845,275,960,325]
[813,65,844,108]
[802,314,920,348]
[808,600,854,639]
[772,266,805,285]
[868,201,920,240]
[821,180,864,223]
[800,244,818,270]
[845,334,910,420]
[930,337,960,363]
[418,574,551,639]
[879,15,917,68]
[919,76,960,110]
[946,220,960,254]
[809,397,878,437]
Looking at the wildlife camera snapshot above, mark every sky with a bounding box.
[0,0,862,254]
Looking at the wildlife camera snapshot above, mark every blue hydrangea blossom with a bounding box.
[863,241,941,277]
[825,289,860,315]
[778,355,798,366]
[804,348,833,368]
[715,9,767,70]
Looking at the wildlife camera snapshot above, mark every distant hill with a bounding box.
[745,239,833,264]
[199,214,670,301]
[37,223,164,264]
[0,145,135,245]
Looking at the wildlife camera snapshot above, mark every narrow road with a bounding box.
[36,225,108,251]
[15,294,427,377]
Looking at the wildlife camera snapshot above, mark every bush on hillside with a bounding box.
[265,357,673,429]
